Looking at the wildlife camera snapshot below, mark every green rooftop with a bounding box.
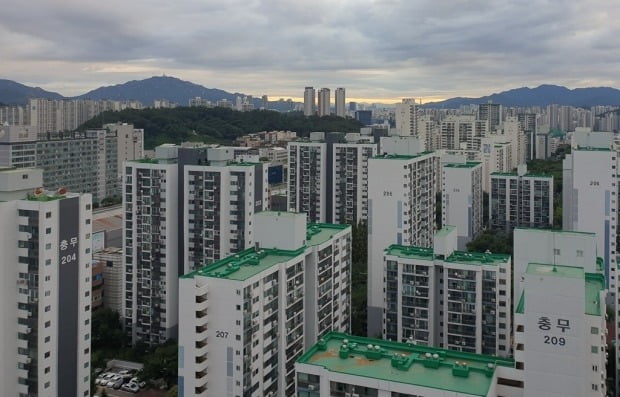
[385,244,434,260]
[517,264,606,316]
[297,332,514,396]
[26,193,66,202]
[490,172,552,179]
[443,162,481,168]
[306,223,350,246]
[181,223,350,281]
[372,151,434,160]
[181,246,304,281]
[133,157,160,164]
[436,225,456,237]
[575,146,612,151]
[445,251,511,266]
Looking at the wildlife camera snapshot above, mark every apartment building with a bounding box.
[183,151,268,272]
[93,247,124,314]
[288,132,377,225]
[296,332,521,397]
[367,151,440,336]
[395,98,419,137]
[0,168,92,397]
[442,160,483,249]
[490,165,553,232]
[178,212,351,397]
[383,226,511,357]
[123,153,179,345]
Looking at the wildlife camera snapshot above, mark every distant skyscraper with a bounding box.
[303,87,315,116]
[395,98,418,136]
[349,101,357,112]
[335,87,346,117]
[355,110,372,126]
[318,88,331,117]
[261,94,268,110]
[478,102,502,131]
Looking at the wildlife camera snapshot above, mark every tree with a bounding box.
[141,339,178,388]
[91,308,128,351]
[466,230,513,255]
[350,220,368,336]
[166,385,179,397]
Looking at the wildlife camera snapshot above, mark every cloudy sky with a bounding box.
[1,0,619,102]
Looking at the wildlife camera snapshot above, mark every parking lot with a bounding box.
[95,387,166,397]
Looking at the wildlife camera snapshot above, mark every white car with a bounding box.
[122,382,140,393]
[106,375,122,387]
[96,373,113,385]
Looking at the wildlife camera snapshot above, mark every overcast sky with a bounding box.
[1,0,619,102]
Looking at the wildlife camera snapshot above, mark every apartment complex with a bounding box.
[395,98,419,137]
[183,156,268,272]
[0,168,92,397]
[383,226,512,357]
[335,88,346,117]
[178,212,351,397]
[123,155,180,345]
[93,247,124,314]
[296,332,521,397]
[0,123,144,203]
[367,151,440,336]
[441,160,483,249]
[304,87,316,116]
[490,165,553,232]
[288,132,377,225]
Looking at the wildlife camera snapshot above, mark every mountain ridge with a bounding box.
[1,77,620,108]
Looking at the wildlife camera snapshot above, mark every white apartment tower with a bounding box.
[288,140,327,222]
[0,168,92,397]
[562,128,619,393]
[383,226,512,357]
[335,87,346,117]
[490,165,553,232]
[123,152,179,345]
[395,98,419,137]
[318,88,331,117]
[177,212,351,397]
[514,263,606,397]
[442,161,483,249]
[104,122,145,177]
[367,151,440,336]
[183,148,268,272]
[303,87,315,116]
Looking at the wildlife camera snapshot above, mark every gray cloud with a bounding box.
[1,0,619,100]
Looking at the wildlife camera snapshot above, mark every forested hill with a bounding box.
[80,107,363,149]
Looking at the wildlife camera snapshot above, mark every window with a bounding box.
[46,228,51,234]
[591,346,599,354]
[45,321,51,328]
[46,212,52,218]
[591,327,599,334]
[44,351,50,358]
[45,305,51,312]
[45,367,50,374]
[45,336,50,343]
[45,243,51,250]
[45,259,51,266]
[553,248,560,255]
[576,250,584,257]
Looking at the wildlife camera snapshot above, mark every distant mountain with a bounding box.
[76,75,248,106]
[424,84,620,108]
[0,79,64,105]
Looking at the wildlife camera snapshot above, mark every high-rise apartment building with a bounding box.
[442,160,483,249]
[440,115,488,151]
[123,153,179,345]
[562,129,619,392]
[490,165,553,232]
[367,151,440,336]
[104,122,145,178]
[177,212,351,397]
[0,168,92,397]
[318,88,331,117]
[183,150,268,272]
[395,98,418,137]
[478,102,502,131]
[303,87,315,116]
[296,332,522,397]
[288,132,377,225]
[384,226,512,357]
[334,88,345,117]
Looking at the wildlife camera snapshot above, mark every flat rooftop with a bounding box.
[516,264,605,316]
[307,223,350,246]
[443,162,481,168]
[371,151,434,160]
[385,245,510,266]
[182,223,349,281]
[297,332,514,396]
[490,171,552,179]
[181,246,304,281]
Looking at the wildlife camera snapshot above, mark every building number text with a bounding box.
[215,331,229,338]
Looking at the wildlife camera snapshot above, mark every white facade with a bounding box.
[0,168,92,397]
[395,98,418,137]
[123,159,179,345]
[384,227,512,357]
[104,123,145,177]
[442,161,483,249]
[178,212,351,397]
[514,264,606,397]
[183,162,268,272]
[367,152,440,336]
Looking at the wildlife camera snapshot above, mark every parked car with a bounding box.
[122,382,140,393]
[106,375,122,387]
[96,373,113,385]
[112,377,124,390]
